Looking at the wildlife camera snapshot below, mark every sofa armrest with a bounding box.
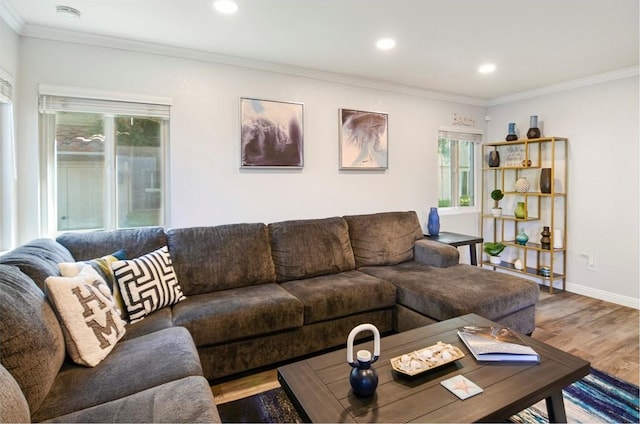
[414,239,459,267]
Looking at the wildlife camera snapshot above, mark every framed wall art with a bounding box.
[240,98,304,168]
[339,108,388,170]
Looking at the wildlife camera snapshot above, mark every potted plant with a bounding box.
[490,189,504,217]
[484,242,506,265]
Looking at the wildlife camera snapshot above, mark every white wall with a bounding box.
[0,17,18,76]
[14,37,485,242]
[486,76,639,307]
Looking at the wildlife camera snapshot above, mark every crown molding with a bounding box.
[21,24,489,107]
[488,66,640,106]
[0,0,25,33]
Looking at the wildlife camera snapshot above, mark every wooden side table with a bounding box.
[425,231,483,266]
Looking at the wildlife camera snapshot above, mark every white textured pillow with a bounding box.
[112,246,185,323]
[45,265,126,367]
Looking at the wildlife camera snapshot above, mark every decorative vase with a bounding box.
[514,202,526,219]
[540,226,551,250]
[347,324,380,397]
[427,207,440,236]
[488,150,500,167]
[515,177,530,193]
[540,168,552,194]
[516,228,529,246]
[505,122,518,141]
[527,115,541,139]
[514,258,524,270]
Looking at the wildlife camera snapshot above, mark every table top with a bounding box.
[424,231,483,246]
[277,314,590,423]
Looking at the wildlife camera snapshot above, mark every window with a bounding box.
[39,89,171,234]
[437,129,481,209]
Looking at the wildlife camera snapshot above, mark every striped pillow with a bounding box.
[112,246,185,323]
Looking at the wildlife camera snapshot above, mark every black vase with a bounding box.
[527,115,541,139]
[540,226,551,250]
[488,151,500,167]
[540,168,552,193]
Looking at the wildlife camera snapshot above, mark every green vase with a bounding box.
[514,202,526,219]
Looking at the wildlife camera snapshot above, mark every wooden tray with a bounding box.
[390,342,465,376]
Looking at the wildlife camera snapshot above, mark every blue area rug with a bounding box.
[217,368,639,423]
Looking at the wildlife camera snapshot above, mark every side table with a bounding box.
[425,231,483,266]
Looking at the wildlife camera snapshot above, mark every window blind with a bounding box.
[438,130,482,143]
[39,95,170,118]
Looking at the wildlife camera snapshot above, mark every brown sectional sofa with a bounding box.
[0,211,539,422]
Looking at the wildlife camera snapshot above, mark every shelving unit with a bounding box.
[481,137,568,294]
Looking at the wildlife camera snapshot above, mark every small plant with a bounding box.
[490,189,504,209]
[484,242,506,257]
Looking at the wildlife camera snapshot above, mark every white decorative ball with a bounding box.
[515,177,530,193]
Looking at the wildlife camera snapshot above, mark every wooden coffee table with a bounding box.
[278,314,590,423]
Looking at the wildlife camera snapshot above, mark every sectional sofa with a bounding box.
[0,211,539,422]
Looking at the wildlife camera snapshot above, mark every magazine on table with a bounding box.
[457,325,540,363]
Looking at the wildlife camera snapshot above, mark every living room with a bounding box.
[0,1,638,422]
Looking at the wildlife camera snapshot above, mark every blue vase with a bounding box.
[347,324,380,397]
[427,207,440,235]
[516,228,529,246]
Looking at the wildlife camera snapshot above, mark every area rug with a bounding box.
[217,368,638,423]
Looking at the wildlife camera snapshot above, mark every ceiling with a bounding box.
[3,0,639,101]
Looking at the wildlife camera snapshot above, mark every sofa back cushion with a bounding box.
[269,217,356,282]
[166,224,276,295]
[0,238,75,292]
[0,264,65,415]
[344,211,423,267]
[56,227,167,261]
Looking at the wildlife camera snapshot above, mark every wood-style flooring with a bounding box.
[211,289,639,404]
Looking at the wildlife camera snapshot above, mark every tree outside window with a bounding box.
[438,130,480,209]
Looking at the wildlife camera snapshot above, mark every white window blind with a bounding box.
[0,77,12,103]
[39,95,170,118]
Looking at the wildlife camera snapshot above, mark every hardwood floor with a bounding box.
[211,289,639,404]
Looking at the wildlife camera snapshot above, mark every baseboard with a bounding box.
[566,283,640,310]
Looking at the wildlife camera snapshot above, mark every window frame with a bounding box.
[38,85,172,236]
[437,126,482,215]
[0,68,16,251]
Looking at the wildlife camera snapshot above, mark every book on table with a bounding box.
[457,325,540,363]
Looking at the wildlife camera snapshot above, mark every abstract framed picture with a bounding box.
[240,98,304,168]
[339,108,388,170]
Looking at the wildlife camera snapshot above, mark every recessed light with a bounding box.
[478,63,496,74]
[56,5,81,20]
[376,38,396,50]
[213,0,238,14]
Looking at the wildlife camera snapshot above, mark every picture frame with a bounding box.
[503,144,527,167]
[339,108,388,170]
[240,98,304,168]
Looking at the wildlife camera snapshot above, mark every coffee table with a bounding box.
[278,313,590,423]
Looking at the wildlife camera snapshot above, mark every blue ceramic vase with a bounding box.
[516,229,529,246]
[347,324,380,397]
[427,207,440,236]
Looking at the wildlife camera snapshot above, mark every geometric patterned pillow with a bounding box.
[58,249,128,320]
[112,246,185,323]
[44,265,126,367]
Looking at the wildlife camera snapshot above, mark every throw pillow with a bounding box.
[112,246,185,323]
[58,249,128,319]
[45,265,126,367]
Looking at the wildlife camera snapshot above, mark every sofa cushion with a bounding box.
[0,238,75,291]
[172,284,303,346]
[121,307,174,341]
[45,376,220,423]
[360,262,539,325]
[113,246,185,323]
[56,227,167,262]
[166,224,276,295]
[58,249,128,318]
[0,364,30,424]
[0,264,66,415]
[45,265,127,367]
[344,211,423,267]
[280,270,396,324]
[269,217,355,282]
[32,326,203,421]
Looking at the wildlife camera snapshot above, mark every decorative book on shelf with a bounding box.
[457,325,540,363]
